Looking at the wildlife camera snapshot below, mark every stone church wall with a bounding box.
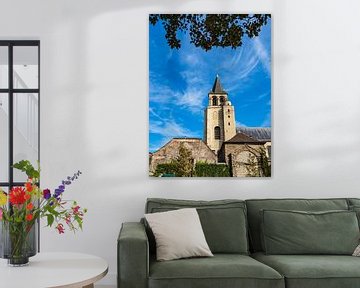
[221,143,265,177]
[149,138,217,173]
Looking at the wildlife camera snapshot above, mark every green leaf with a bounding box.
[47,214,54,227]
[46,205,60,217]
[12,160,40,180]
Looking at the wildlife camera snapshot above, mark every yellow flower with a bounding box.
[0,190,7,206]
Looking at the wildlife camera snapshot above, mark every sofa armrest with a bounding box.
[118,222,149,288]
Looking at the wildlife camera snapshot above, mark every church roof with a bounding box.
[173,137,202,140]
[211,75,226,93]
[237,127,271,142]
[225,132,264,144]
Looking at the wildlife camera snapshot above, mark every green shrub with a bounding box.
[154,163,178,177]
[194,163,230,177]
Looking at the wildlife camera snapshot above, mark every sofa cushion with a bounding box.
[149,254,284,288]
[347,199,360,229]
[146,198,249,254]
[261,209,359,255]
[246,198,349,252]
[348,205,360,228]
[253,252,360,288]
[145,208,213,261]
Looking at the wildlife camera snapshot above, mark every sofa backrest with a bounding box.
[245,198,349,252]
[348,198,360,207]
[145,198,249,254]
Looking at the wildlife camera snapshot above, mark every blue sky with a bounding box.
[149,17,271,152]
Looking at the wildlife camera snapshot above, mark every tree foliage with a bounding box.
[245,152,260,177]
[153,144,194,177]
[149,14,270,51]
[174,144,194,177]
[258,147,271,177]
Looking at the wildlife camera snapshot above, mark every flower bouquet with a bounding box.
[0,160,87,266]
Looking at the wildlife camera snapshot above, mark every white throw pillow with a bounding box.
[145,208,213,261]
[353,244,360,256]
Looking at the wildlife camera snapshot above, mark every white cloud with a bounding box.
[177,89,204,114]
[180,70,202,85]
[150,64,206,115]
[149,108,200,138]
[253,37,271,76]
[229,45,260,80]
[150,119,199,138]
[149,80,181,105]
[177,59,208,114]
[183,53,201,66]
[222,36,271,93]
[236,121,248,127]
[257,91,270,101]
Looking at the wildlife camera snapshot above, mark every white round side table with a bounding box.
[0,252,108,288]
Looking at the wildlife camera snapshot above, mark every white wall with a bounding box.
[1,0,360,285]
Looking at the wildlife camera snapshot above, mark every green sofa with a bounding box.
[118,198,360,288]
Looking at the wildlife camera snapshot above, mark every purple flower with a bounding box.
[54,189,63,198]
[43,189,51,200]
[54,170,82,199]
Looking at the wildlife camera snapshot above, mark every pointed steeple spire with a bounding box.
[211,74,226,93]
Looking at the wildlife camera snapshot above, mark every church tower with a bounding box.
[204,75,236,155]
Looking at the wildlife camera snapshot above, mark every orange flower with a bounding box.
[24,193,31,200]
[25,182,33,192]
[26,203,34,210]
[26,214,33,221]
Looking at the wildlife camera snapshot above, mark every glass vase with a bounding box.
[0,220,37,266]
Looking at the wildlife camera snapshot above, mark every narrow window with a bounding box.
[0,40,40,254]
[214,126,221,140]
[212,96,217,106]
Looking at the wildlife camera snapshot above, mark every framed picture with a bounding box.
[149,14,271,177]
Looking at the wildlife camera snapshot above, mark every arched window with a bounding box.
[214,126,221,140]
[220,96,225,105]
[212,96,218,106]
